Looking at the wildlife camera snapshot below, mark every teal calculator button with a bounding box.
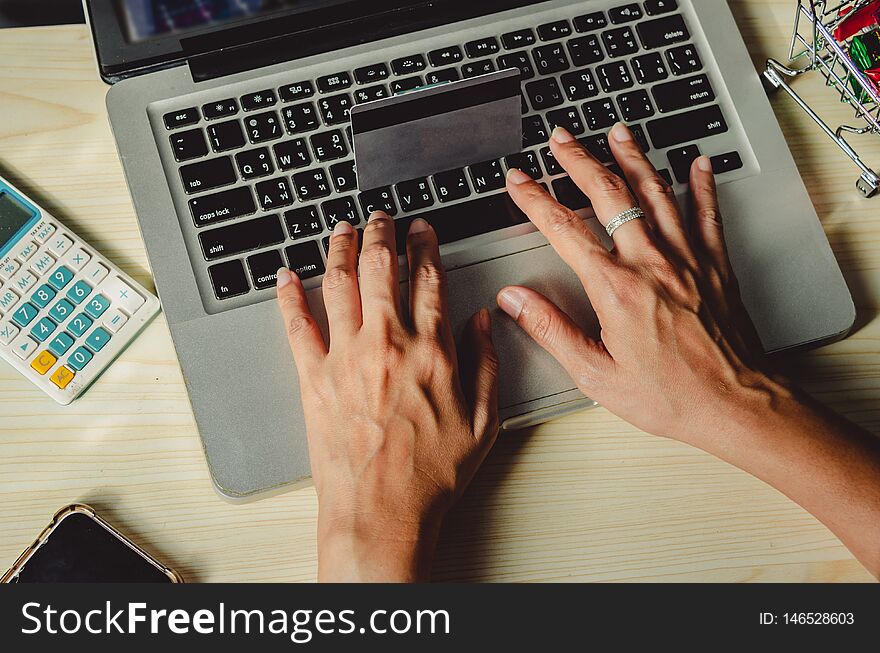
[66,280,93,305]
[48,266,74,291]
[11,302,39,327]
[68,346,93,371]
[84,294,111,319]
[48,331,75,357]
[30,284,57,309]
[30,317,57,343]
[85,327,111,353]
[48,298,74,323]
[68,313,93,337]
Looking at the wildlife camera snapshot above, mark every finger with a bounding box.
[549,127,654,259]
[689,156,731,276]
[406,218,454,347]
[608,123,693,263]
[322,220,362,341]
[459,309,500,442]
[276,267,327,374]
[359,211,403,324]
[497,286,612,392]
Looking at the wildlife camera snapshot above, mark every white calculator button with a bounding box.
[0,258,19,282]
[29,252,55,277]
[33,222,57,244]
[0,288,20,315]
[64,247,91,271]
[0,321,19,345]
[11,332,37,360]
[83,261,109,285]
[9,271,37,295]
[103,309,129,333]
[48,234,74,257]
[103,276,145,315]
[15,241,38,262]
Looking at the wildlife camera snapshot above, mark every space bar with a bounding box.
[393,193,530,254]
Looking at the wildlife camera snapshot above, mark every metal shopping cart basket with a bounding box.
[765,0,880,197]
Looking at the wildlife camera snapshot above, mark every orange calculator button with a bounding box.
[49,365,75,390]
[30,350,57,375]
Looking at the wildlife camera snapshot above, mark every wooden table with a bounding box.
[1,3,877,583]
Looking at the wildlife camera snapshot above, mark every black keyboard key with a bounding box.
[552,176,591,210]
[285,206,324,240]
[631,124,651,152]
[658,169,673,185]
[502,29,536,49]
[390,76,424,94]
[666,44,702,76]
[522,115,549,147]
[582,98,620,131]
[647,105,728,149]
[632,52,669,84]
[498,52,535,80]
[247,249,284,290]
[354,85,390,104]
[359,186,398,216]
[711,151,743,174]
[668,144,701,183]
[279,81,315,102]
[245,111,282,144]
[468,160,506,194]
[505,151,542,180]
[321,196,361,229]
[209,259,249,299]
[396,178,435,211]
[164,107,199,130]
[391,55,427,76]
[637,14,690,50]
[561,70,600,101]
[522,93,529,115]
[433,168,471,202]
[568,34,605,66]
[609,3,643,23]
[429,46,464,66]
[546,106,586,135]
[617,90,655,122]
[580,133,614,163]
[598,62,634,92]
[256,177,294,210]
[574,12,607,33]
[318,94,353,125]
[180,156,236,194]
[199,214,284,260]
[274,138,312,171]
[310,130,348,162]
[317,72,352,93]
[645,0,678,15]
[526,78,565,110]
[538,20,572,41]
[354,63,390,84]
[602,26,639,57]
[653,74,715,113]
[286,241,325,280]
[465,37,500,58]
[330,160,358,193]
[235,148,274,179]
[203,99,238,120]
[533,43,570,75]
[282,103,320,134]
[540,147,563,175]
[207,120,246,153]
[425,68,460,85]
[189,186,256,227]
[170,129,208,162]
[293,168,332,201]
[462,60,495,78]
[241,90,277,111]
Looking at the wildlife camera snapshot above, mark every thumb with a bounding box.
[459,309,500,443]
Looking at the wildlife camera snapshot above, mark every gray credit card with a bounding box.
[350,68,522,191]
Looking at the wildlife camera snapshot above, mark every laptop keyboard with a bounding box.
[159,0,745,305]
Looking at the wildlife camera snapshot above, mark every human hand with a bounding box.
[276,215,499,582]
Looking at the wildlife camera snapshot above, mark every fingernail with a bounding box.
[276,267,293,289]
[696,156,713,173]
[369,210,388,223]
[477,308,491,331]
[610,122,633,143]
[334,220,354,235]
[409,217,430,234]
[506,168,532,185]
[551,126,576,144]
[497,288,525,320]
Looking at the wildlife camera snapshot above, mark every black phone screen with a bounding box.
[12,512,173,583]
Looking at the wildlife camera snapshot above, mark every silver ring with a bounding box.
[605,207,646,238]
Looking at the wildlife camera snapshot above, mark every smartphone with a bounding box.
[2,504,181,583]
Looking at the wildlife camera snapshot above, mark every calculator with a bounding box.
[0,177,160,405]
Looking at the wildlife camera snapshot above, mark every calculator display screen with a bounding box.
[0,192,34,251]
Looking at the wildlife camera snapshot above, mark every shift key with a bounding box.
[646,105,728,149]
[180,156,237,194]
[189,186,256,227]
[199,214,284,260]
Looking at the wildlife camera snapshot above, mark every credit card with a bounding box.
[350,69,522,191]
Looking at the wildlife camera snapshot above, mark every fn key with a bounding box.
[209,259,250,300]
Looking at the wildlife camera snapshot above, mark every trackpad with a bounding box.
[445,244,599,410]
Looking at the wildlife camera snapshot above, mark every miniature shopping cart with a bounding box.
[765,0,880,197]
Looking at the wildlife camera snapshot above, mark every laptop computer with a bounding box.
[85,0,855,501]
